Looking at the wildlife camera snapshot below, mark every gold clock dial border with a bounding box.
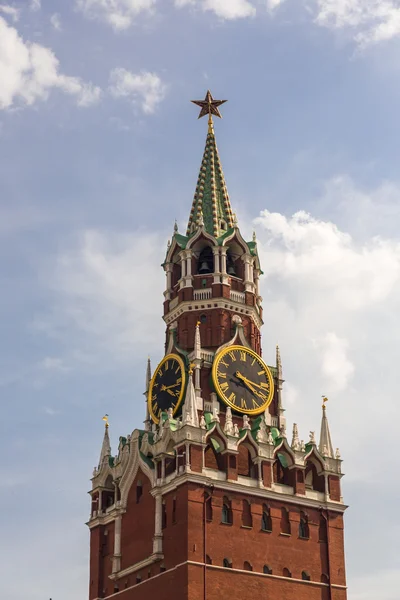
[212,345,275,415]
[148,353,187,424]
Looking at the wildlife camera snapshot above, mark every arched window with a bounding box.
[280,507,291,535]
[305,461,325,493]
[321,573,329,584]
[223,558,232,568]
[221,497,233,525]
[261,505,272,532]
[263,565,272,575]
[226,250,237,276]
[243,561,253,571]
[302,571,311,581]
[299,512,310,539]
[241,500,253,528]
[283,567,292,578]
[162,502,167,529]
[205,494,213,522]
[206,555,212,565]
[136,480,143,504]
[273,453,291,485]
[238,444,255,477]
[197,247,214,274]
[319,515,328,542]
[136,575,142,584]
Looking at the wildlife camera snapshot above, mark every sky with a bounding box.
[1,0,400,598]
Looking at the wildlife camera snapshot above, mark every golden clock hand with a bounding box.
[235,371,258,394]
[165,388,177,397]
[160,382,180,391]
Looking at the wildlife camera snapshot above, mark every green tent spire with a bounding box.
[187,92,235,238]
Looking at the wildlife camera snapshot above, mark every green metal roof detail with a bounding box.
[140,451,155,469]
[186,126,234,238]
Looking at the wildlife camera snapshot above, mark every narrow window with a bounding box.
[205,494,213,521]
[136,575,142,584]
[321,573,329,584]
[172,497,177,524]
[221,497,232,525]
[147,569,152,579]
[319,515,328,542]
[241,500,253,528]
[261,505,272,532]
[244,561,253,571]
[223,558,232,568]
[162,502,167,529]
[280,507,291,535]
[136,480,143,504]
[160,564,166,573]
[299,512,309,539]
[114,584,119,593]
[283,567,292,578]
[206,555,212,565]
[302,571,311,581]
[263,565,272,575]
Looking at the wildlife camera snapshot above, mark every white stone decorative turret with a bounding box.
[224,406,234,436]
[182,370,199,427]
[193,322,203,406]
[291,423,300,450]
[319,402,334,458]
[242,415,251,430]
[99,420,111,467]
[276,345,286,430]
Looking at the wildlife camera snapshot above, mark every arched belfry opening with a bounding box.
[197,247,214,274]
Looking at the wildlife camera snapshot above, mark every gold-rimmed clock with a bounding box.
[212,345,274,415]
[148,353,187,424]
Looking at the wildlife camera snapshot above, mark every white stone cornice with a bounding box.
[109,552,164,581]
[164,297,263,329]
[148,471,347,513]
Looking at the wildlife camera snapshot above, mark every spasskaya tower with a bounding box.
[87,92,348,600]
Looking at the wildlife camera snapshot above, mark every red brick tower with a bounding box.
[88,92,348,600]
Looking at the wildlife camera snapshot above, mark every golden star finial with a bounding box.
[191,90,227,122]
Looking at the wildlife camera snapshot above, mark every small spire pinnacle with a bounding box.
[319,399,334,458]
[99,416,111,467]
[182,370,199,427]
[174,220,178,234]
[276,345,282,380]
[194,321,202,360]
[291,423,300,450]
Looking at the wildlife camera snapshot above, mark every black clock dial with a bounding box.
[148,354,186,423]
[212,345,274,415]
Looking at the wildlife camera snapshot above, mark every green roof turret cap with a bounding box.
[187,91,235,238]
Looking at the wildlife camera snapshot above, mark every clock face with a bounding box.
[212,345,274,415]
[148,353,186,424]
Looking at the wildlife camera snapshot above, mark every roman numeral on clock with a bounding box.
[220,382,229,392]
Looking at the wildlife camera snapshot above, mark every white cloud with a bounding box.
[268,0,400,47]
[0,16,101,109]
[76,0,155,30]
[108,68,167,114]
[50,13,62,31]
[315,0,400,46]
[41,230,166,363]
[175,0,256,19]
[40,357,70,373]
[30,0,41,10]
[0,4,19,21]
[314,332,354,392]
